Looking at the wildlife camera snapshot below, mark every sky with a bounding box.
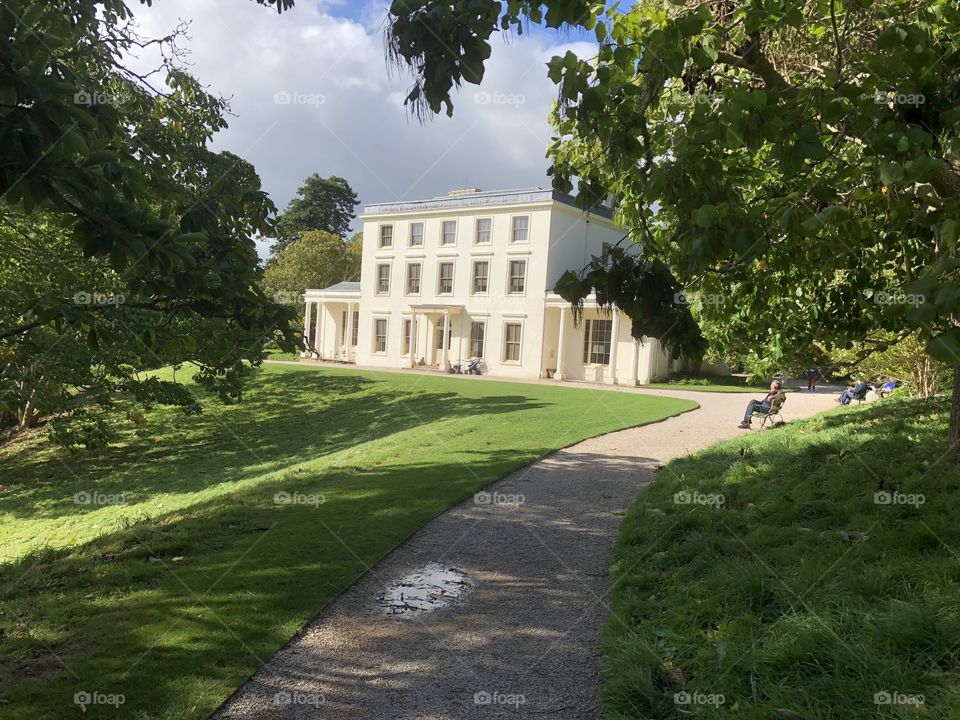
[130,0,597,258]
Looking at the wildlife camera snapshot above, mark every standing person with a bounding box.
[806,366,819,390]
[738,380,786,429]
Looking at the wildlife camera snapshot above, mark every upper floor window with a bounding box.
[409,222,424,247]
[373,318,388,353]
[441,220,457,245]
[582,318,613,365]
[511,216,529,243]
[376,263,391,295]
[508,259,526,294]
[437,262,454,294]
[406,262,422,295]
[475,218,492,244]
[379,224,393,248]
[472,261,489,294]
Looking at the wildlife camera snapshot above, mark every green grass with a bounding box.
[0,364,695,719]
[603,395,960,719]
[641,376,796,393]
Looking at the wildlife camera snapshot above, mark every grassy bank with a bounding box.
[603,395,960,719]
[0,364,695,719]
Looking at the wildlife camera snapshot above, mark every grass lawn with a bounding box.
[603,395,960,719]
[0,364,695,719]
[640,376,796,393]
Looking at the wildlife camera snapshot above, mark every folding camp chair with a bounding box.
[753,395,786,430]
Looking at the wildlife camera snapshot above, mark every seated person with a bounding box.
[839,380,869,405]
[738,380,786,429]
[879,378,898,398]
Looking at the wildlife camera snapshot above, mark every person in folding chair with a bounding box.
[737,380,787,429]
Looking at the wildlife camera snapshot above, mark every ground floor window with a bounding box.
[373,318,388,353]
[469,321,485,358]
[402,318,412,355]
[583,318,613,365]
[503,322,522,362]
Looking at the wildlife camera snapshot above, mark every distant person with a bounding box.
[879,378,898,398]
[806,366,819,390]
[738,380,786,429]
[839,380,869,405]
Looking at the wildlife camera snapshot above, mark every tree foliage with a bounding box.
[1,0,301,444]
[382,0,960,443]
[272,174,359,253]
[263,230,362,308]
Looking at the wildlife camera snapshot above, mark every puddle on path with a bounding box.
[378,563,473,616]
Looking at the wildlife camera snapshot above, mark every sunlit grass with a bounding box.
[0,363,695,719]
[603,395,960,719]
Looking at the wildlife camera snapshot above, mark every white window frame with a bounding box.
[471,260,489,295]
[469,320,486,359]
[503,321,523,364]
[409,222,424,247]
[406,262,422,295]
[441,219,457,246]
[375,262,391,295]
[582,318,614,366]
[437,261,455,295]
[475,217,492,244]
[510,215,529,243]
[379,224,394,248]
[373,317,388,354]
[507,259,526,295]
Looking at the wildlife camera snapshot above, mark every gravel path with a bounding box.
[214,383,837,720]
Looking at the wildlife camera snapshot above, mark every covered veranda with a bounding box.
[406,303,465,372]
[302,282,360,362]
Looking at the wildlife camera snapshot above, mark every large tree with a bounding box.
[1,0,302,440]
[377,0,960,448]
[272,174,360,253]
[263,230,362,308]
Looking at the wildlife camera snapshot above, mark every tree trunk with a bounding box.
[950,363,960,451]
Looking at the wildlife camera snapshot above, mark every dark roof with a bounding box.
[315,281,360,293]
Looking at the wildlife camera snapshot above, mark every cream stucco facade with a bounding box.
[302,188,678,385]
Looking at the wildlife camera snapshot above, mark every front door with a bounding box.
[433,322,452,366]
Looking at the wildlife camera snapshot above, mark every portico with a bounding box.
[302,282,361,362]
[406,303,465,371]
[542,292,672,385]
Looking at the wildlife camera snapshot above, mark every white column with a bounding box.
[302,301,312,357]
[440,310,450,371]
[313,302,323,359]
[409,314,418,368]
[608,310,620,384]
[345,302,355,362]
[630,336,640,387]
[555,308,567,381]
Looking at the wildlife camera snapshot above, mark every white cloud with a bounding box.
[129,0,596,257]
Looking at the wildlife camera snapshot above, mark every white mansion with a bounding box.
[302,187,679,385]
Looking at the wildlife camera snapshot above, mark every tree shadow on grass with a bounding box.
[0,442,621,720]
[0,371,552,522]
